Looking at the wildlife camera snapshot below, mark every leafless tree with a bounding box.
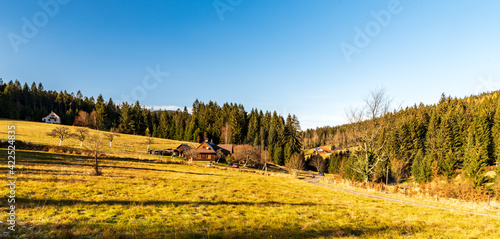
[105,133,119,147]
[286,152,306,171]
[74,110,90,127]
[84,133,104,176]
[215,148,225,163]
[221,122,232,144]
[72,128,89,147]
[309,154,326,172]
[233,145,261,167]
[346,87,392,182]
[184,148,199,163]
[390,157,405,184]
[146,136,155,151]
[46,127,71,146]
[89,111,98,129]
[261,149,271,171]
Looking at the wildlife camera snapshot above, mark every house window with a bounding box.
[197,155,201,159]
[208,155,211,159]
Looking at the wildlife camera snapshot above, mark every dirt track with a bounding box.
[306,177,500,218]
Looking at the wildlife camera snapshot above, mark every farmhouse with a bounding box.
[313,147,329,155]
[175,144,191,157]
[42,111,61,124]
[194,141,233,161]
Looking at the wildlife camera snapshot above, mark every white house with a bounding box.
[42,111,61,124]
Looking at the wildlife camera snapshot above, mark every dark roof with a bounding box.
[195,142,233,155]
[176,144,191,149]
[217,144,233,154]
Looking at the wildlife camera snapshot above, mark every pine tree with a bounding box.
[119,103,134,134]
[94,94,107,130]
[492,101,500,162]
[464,108,492,187]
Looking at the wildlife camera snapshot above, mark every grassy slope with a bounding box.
[2,149,500,238]
[0,119,198,159]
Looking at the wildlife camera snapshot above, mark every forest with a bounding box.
[304,90,500,188]
[0,79,301,165]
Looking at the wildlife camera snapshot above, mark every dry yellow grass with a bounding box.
[0,119,197,160]
[1,149,500,238]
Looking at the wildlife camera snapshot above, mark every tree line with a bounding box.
[304,89,500,188]
[0,79,302,166]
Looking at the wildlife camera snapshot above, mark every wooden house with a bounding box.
[194,141,233,161]
[175,144,191,157]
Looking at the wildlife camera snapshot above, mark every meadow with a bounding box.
[0,119,197,160]
[1,149,500,238]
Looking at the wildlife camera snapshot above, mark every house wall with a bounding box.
[194,153,215,161]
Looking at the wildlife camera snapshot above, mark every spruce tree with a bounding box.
[492,101,500,162]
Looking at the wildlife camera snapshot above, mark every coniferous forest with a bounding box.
[2,79,500,188]
[0,79,302,165]
[303,91,500,188]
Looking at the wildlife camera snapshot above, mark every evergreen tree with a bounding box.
[94,94,107,130]
[119,103,134,134]
[492,100,500,162]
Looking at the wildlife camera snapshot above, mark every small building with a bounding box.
[42,111,61,124]
[175,144,191,157]
[194,141,233,161]
[313,147,329,155]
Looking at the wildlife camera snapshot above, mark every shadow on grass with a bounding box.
[15,165,223,177]
[11,221,422,239]
[2,149,223,177]
[19,197,328,208]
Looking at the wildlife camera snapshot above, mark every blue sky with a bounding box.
[2,0,500,129]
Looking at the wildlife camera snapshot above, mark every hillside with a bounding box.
[3,149,500,238]
[303,91,500,188]
[0,119,197,160]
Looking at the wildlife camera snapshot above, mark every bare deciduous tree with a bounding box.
[184,148,199,163]
[221,122,232,144]
[346,87,393,182]
[261,150,271,171]
[84,133,104,176]
[74,110,90,127]
[309,154,326,172]
[233,145,261,167]
[286,152,306,171]
[72,128,89,147]
[146,136,155,151]
[105,133,119,147]
[215,148,225,164]
[46,127,71,146]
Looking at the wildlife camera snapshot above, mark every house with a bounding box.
[193,141,233,161]
[313,147,329,155]
[174,144,191,157]
[42,111,61,124]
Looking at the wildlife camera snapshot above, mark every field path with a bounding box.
[306,177,500,218]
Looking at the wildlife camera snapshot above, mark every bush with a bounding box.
[328,153,342,174]
[225,154,235,165]
[285,153,305,171]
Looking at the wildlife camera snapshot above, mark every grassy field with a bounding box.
[0,119,197,160]
[2,149,500,238]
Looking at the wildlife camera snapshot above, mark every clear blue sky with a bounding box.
[2,0,500,129]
